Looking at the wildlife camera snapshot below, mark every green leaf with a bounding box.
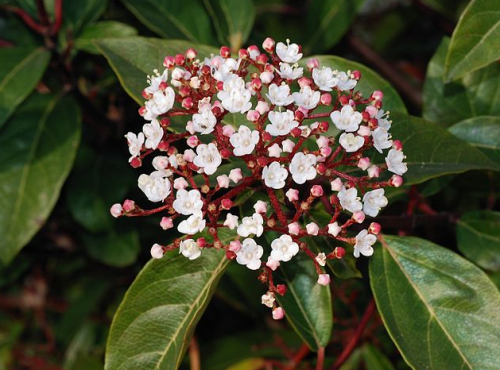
[310,56,407,114]
[449,116,500,163]
[388,112,498,185]
[423,37,500,126]
[120,0,216,44]
[75,21,138,54]
[84,226,140,267]
[304,0,365,54]
[444,0,500,80]
[203,0,255,51]
[370,235,500,370]
[362,344,396,370]
[61,0,108,35]
[0,94,81,265]
[275,253,333,351]
[0,47,50,129]
[457,211,500,272]
[95,37,217,105]
[105,248,230,369]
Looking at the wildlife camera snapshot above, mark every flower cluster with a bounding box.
[111,38,407,319]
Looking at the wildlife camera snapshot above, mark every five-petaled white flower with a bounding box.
[262,162,288,189]
[173,189,203,215]
[312,67,338,91]
[372,127,392,153]
[143,88,175,120]
[143,119,164,150]
[237,213,264,237]
[236,238,264,270]
[277,63,303,80]
[179,239,202,260]
[336,71,357,91]
[192,105,217,134]
[270,235,299,262]
[145,69,168,95]
[354,230,376,258]
[385,149,408,175]
[266,110,299,136]
[363,189,388,217]
[293,86,320,110]
[193,143,222,175]
[339,133,364,152]
[125,132,144,161]
[138,174,171,203]
[217,75,252,113]
[338,186,362,213]
[289,152,317,184]
[230,125,260,156]
[330,105,362,132]
[276,40,303,63]
[178,212,206,235]
[266,83,294,106]
[223,213,239,230]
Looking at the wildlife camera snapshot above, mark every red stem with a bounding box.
[316,347,325,370]
[2,6,45,34]
[266,187,287,226]
[50,0,63,36]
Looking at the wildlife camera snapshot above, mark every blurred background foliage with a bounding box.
[1,0,499,369]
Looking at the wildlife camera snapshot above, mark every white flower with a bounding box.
[236,238,264,270]
[268,143,282,157]
[330,105,362,132]
[152,156,169,171]
[282,139,295,152]
[338,186,362,213]
[312,67,338,91]
[354,230,376,258]
[143,119,164,149]
[315,252,327,266]
[237,213,264,237]
[385,149,408,175]
[223,213,239,230]
[261,292,275,308]
[289,152,317,184]
[143,88,175,120]
[178,212,206,235]
[138,174,171,202]
[145,69,168,95]
[266,110,299,136]
[179,239,202,260]
[336,71,357,91]
[150,243,164,259]
[327,222,341,237]
[276,40,303,63]
[192,105,217,134]
[372,127,393,153]
[173,189,203,215]
[229,168,243,183]
[193,143,222,175]
[363,189,388,217]
[277,63,303,80]
[266,83,294,106]
[339,133,364,152]
[217,75,252,113]
[229,125,260,156]
[270,235,299,262]
[125,132,144,160]
[293,86,320,110]
[376,109,391,130]
[262,162,288,189]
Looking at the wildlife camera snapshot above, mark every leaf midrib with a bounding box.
[0,48,44,92]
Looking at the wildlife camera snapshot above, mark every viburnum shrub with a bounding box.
[110,38,407,320]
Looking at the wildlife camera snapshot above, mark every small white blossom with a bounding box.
[315,252,327,266]
[277,63,303,80]
[217,75,252,113]
[363,189,388,217]
[293,86,320,110]
[270,235,299,262]
[268,143,282,157]
[253,200,268,214]
[312,67,338,91]
[192,105,217,134]
[372,127,393,153]
[330,105,362,132]
[223,213,239,230]
[262,162,288,189]
[193,143,222,175]
[276,40,303,63]
[150,243,164,259]
[376,109,391,130]
[143,88,175,120]
[229,125,260,156]
[179,239,202,260]
[237,213,264,237]
[152,156,169,171]
[229,168,243,183]
[354,230,376,258]
[327,222,341,237]
[266,83,294,106]
[143,119,164,149]
[125,132,144,161]
[266,110,299,136]
[261,292,275,308]
[338,186,362,213]
[336,71,357,91]
[138,174,171,202]
[173,189,203,215]
[289,152,317,184]
[145,69,168,95]
[385,149,408,175]
[339,133,364,152]
[282,139,295,152]
[236,238,264,270]
[178,212,206,235]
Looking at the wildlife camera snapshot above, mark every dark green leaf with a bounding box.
[389,112,498,185]
[120,0,216,44]
[0,47,50,129]
[75,21,138,54]
[370,235,500,370]
[61,0,108,35]
[84,226,140,267]
[362,344,396,370]
[449,116,500,162]
[105,247,230,369]
[444,0,500,80]
[275,253,333,351]
[423,37,500,127]
[457,211,500,272]
[0,94,81,265]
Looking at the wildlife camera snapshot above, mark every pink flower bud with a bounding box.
[357,125,371,137]
[327,222,341,237]
[310,185,324,197]
[187,135,200,148]
[331,178,343,191]
[369,222,382,235]
[288,222,300,235]
[130,157,142,168]
[298,77,312,88]
[217,175,230,188]
[338,95,349,105]
[351,70,361,80]
[221,198,233,210]
[185,48,197,60]
[183,149,196,162]
[238,48,249,59]
[110,203,123,218]
[151,244,164,259]
[122,199,135,212]
[272,307,285,320]
[262,37,275,52]
[247,44,260,58]
[320,147,332,157]
[357,157,371,171]
[260,71,274,84]
[276,284,287,296]
[246,110,260,122]
[255,100,270,115]
[320,93,332,106]
[253,200,268,214]
[174,53,185,65]
[266,256,280,271]
[251,78,262,91]
[174,177,189,190]
[365,105,378,118]
[163,56,175,68]
[229,168,243,183]
[306,222,319,236]
[222,125,235,137]
[282,139,295,153]
[353,211,365,223]
[286,188,299,202]
[367,165,380,178]
[393,140,403,151]
[196,237,206,248]
[229,240,241,253]
[317,274,331,286]
[171,68,184,80]
[268,143,282,158]
[372,90,384,100]
[256,54,268,64]
[182,97,193,109]
[220,46,231,58]
[306,57,319,70]
[333,247,346,259]
[160,217,174,230]
[185,121,195,134]
[316,136,329,149]
[391,175,404,187]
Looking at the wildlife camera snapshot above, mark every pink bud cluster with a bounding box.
[111,38,407,319]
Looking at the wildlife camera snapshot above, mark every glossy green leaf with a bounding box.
[105,247,230,369]
[95,37,217,105]
[310,56,407,114]
[423,37,500,127]
[84,226,140,267]
[362,344,396,370]
[120,0,216,44]
[62,0,108,35]
[449,116,500,162]
[0,94,81,265]
[0,47,50,129]
[370,235,500,370]
[444,0,500,80]
[457,211,500,272]
[275,253,332,351]
[388,112,498,185]
[204,0,255,51]
[75,21,138,54]
[304,0,365,54]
